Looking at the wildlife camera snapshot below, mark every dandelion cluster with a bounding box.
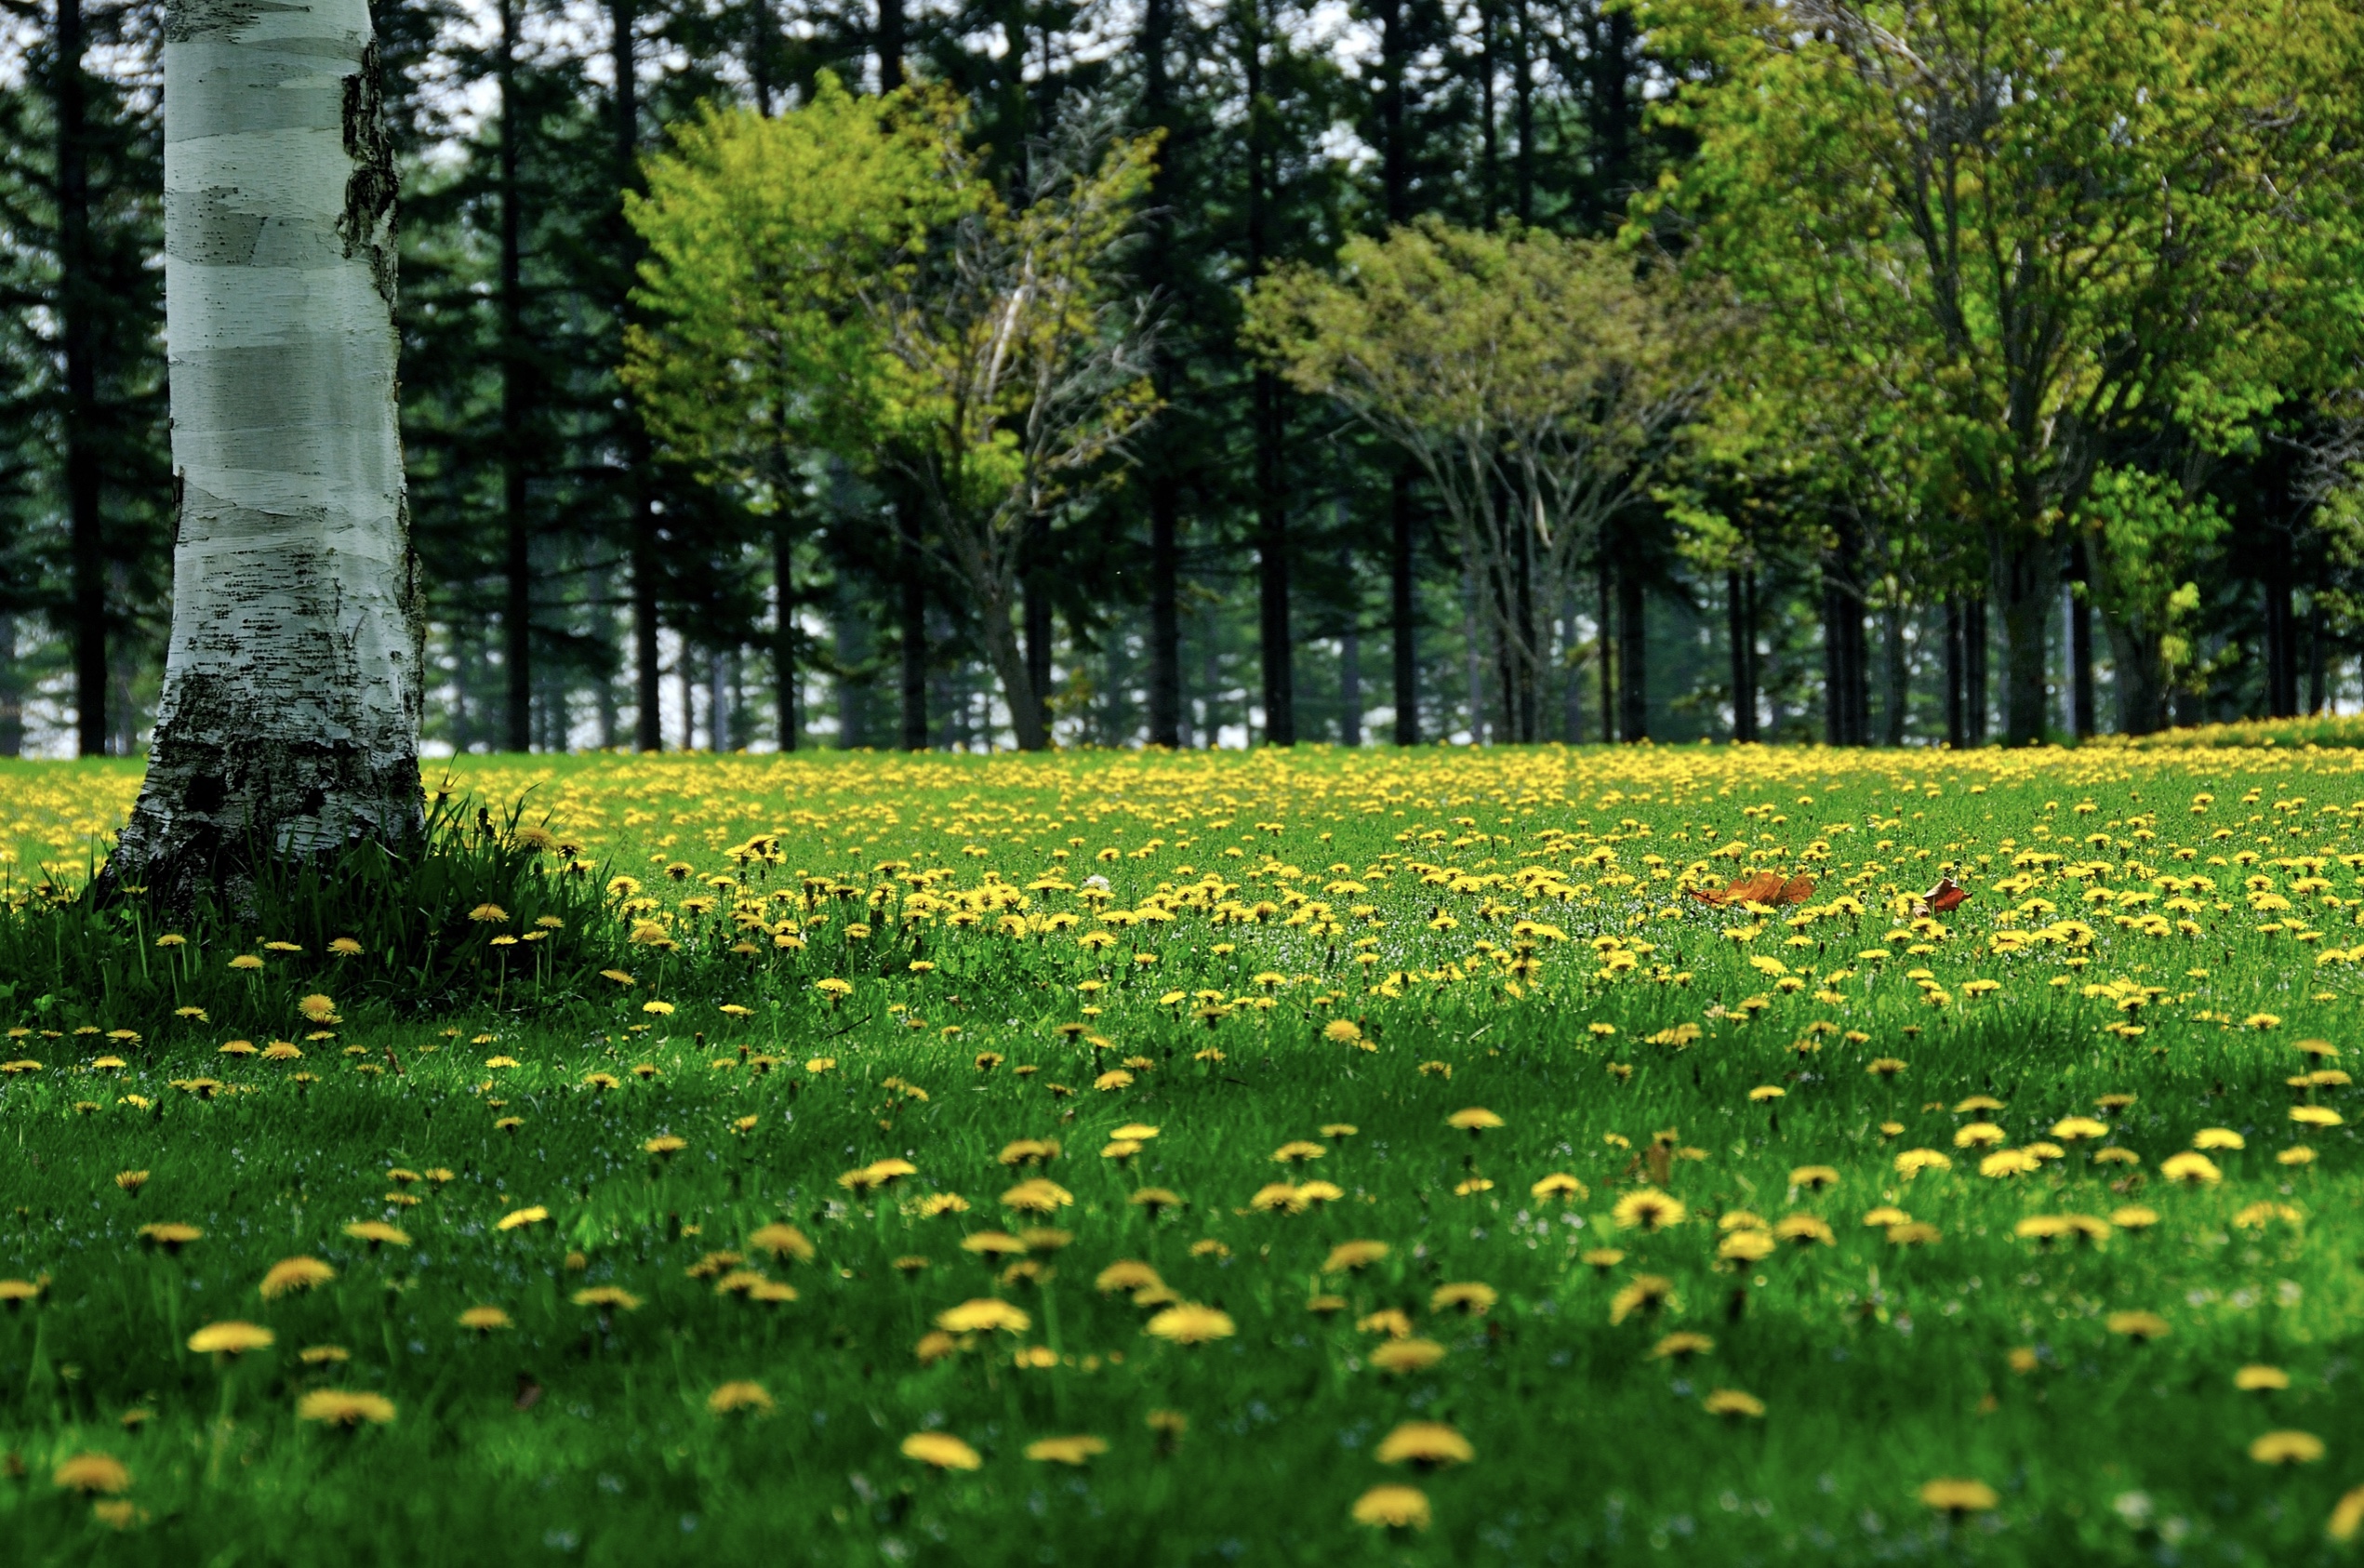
[1,741,2361,1555]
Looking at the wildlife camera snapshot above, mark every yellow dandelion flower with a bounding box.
[297,1389,397,1427]
[259,1256,336,1299]
[2251,1430,2325,1465]
[2330,1484,2364,1542]
[1894,1149,1952,1177]
[1375,1421,1473,1468]
[901,1432,982,1470]
[1645,1331,1714,1364]
[936,1298,1030,1334]
[1000,1178,1074,1215]
[1144,1302,1235,1344]
[1024,1434,1109,1466]
[1370,1337,1447,1374]
[1530,1172,1587,1203]
[136,1222,201,1253]
[706,1381,774,1415]
[1609,1274,1677,1324]
[1919,1478,1998,1515]
[1323,1239,1388,1272]
[187,1321,275,1358]
[52,1453,132,1495]
[571,1286,642,1311]
[1611,1188,1688,1231]
[1978,1149,2039,1177]
[1350,1484,1431,1531]
[1718,1229,1774,1265]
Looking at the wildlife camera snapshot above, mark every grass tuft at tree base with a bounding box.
[0,791,642,1036]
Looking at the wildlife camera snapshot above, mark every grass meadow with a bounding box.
[3,737,2363,1564]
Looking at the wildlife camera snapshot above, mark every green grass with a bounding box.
[2107,715,2364,750]
[2,743,2361,1565]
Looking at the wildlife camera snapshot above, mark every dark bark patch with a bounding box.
[339,45,399,306]
[163,0,304,42]
[100,670,424,917]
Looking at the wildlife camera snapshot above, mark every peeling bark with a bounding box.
[105,0,420,910]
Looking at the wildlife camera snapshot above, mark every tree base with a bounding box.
[97,724,423,919]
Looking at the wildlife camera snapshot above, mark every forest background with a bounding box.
[6,0,2364,764]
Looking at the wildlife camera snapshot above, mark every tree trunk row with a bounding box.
[1942,596,1991,747]
[1726,568,1757,742]
[2065,538,2095,738]
[2263,523,2300,719]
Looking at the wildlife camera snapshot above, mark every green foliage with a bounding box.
[621,76,968,507]
[1644,0,2364,738]
[1244,219,1693,474]
[623,87,1161,750]
[1646,0,2364,526]
[1245,219,1704,732]
[862,127,1162,551]
[2078,467,2227,724]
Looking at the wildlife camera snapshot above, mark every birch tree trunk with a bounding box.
[105,0,420,910]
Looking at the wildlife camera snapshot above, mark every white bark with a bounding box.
[110,0,419,905]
